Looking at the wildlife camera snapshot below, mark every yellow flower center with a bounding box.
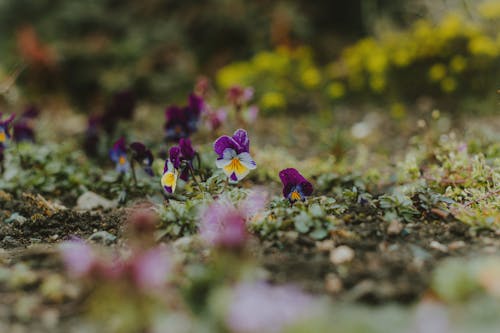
[290,191,301,201]
[119,156,126,165]
[224,157,246,175]
[0,131,5,143]
[161,172,176,187]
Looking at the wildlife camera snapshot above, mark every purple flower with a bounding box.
[178,138,196,181]
[0,112,15,147]
[161,146,180,193]
[130,142,154,176]
[109,137,130,173]
[227,85,254,108]
[214,129,256,183]
[13,105,39,142]
[226,282,315,333]
[164,93,205,142]
[279,168,313,203]
[199,192,266,249]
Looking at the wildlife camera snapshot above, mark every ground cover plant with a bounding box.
[1,1,500,332]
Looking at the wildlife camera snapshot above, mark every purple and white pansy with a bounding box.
[214,129,256,183]
[109,137,130,173]
[0,113,15,147]
[279,168,313,203]
[161,146,181,194]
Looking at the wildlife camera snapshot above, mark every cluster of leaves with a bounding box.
[0,141,159,203]
[251,196,344,240]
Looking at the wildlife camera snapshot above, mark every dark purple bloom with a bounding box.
[179,138,195,161]
[13,105,39,142]
[214,129,256,183]
[0,113,15,147]
[83,115,101,156]
[130,142,154,176]
[164,93,205,142]
[102,89,136,134]
[109,137,129,173]
[279,168,313,203]
[178,138,196,181]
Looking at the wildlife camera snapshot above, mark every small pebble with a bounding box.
[387,220,403,235]
[330,245,355,264]
[325,273,343,293]
[430,240,448,253]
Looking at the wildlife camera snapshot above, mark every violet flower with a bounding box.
[214,129,256,183]
[13,105,39,142]
[130,142,154,176]
[199,192,266,249]
[178,138,196,181]
[0,112,15,147]
[279,168,313,203]
[109,137,130,173]
[164,93,204,142]
[226,282,315,333]
[161,146,180,194]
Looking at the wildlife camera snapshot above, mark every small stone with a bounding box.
[76,191,117,211]
[325,273,343,293]
[448,240,466,251]
[430,240,448,253]
[387,220,403,235]
[316,239,335,252]
[330,245,355,265]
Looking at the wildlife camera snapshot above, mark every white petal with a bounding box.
[238,152,257,170]
[216,157,232,169]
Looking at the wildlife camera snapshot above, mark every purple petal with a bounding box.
[179,138,195,160]
[213,135,240,157]
[279,168,313,198]
[165,106,185,123]
[179,167,190,182]
[0,114,15,126]
[232,129,249,153]
[168,146,181,169]
[188,93,204,116]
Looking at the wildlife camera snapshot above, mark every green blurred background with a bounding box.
[0,0,499,113]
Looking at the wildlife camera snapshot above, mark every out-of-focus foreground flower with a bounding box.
[226,282,316,333]
[199,191,267,249]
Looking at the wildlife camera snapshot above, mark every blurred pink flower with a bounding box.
[244,106,259,124]
[205,107,228,131]
[199,191,267,249]
[227,85,254,107]
[131,247,171,291]
[59,239,96,277]
[412,300,450,333]
[227,282,315,333]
